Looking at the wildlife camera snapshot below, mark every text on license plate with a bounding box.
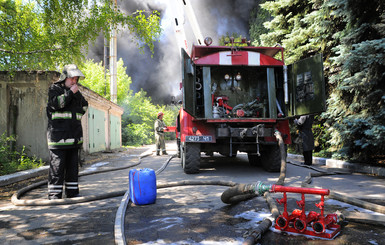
[185,135,212,142]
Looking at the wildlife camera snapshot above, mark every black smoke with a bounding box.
[87,0,259,105]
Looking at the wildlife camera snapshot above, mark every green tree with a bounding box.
[81,59,132,104]
[121,90,178,146]
[249,0,270,46]
[322,0,385,162]
[79,59,178,146]
[0,0,161,71]
[219,33,249,47]
[254,0,385,162]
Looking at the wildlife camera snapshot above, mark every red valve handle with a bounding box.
[296,199,305,208]
[276,198,286,205]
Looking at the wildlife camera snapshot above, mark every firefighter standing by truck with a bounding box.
[154,112,168,156]
[46,64,88,200]
[294,115,315,166]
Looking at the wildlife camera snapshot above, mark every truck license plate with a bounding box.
[185,135,212,142]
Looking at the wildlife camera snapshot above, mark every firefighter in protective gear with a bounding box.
[46,64,88,199]
[294,115,314,166]
[154,112,168,155]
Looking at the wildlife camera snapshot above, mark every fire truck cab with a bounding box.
[177,44,325,174]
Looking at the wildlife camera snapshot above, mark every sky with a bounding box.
[87,0,259,105]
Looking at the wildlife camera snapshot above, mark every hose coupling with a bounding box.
[247,181,272,195]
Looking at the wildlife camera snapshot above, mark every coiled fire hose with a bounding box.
[11,153,154,206]
[10,147,385,244]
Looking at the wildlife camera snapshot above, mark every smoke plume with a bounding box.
[87,0,259,105]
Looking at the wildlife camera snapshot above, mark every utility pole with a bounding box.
[103,38,109,97]
[110,0,118,104]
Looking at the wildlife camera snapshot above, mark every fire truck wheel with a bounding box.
[247,153,261,166]
[261,145,282,172]
[177,138,181,158]
[182,143,200,174]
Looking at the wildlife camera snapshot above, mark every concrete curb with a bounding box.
[287,153,328,166]
[325,158,385,177]
[0,166,49,187]
[288,153,385,177]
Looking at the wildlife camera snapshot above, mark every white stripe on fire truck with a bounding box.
[219,51,232,65]
[248,52,260,66]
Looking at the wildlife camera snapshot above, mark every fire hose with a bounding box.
[274,130,287,186]
[221,172,385,244]
[9,147,385,244]
[11,153,154,206]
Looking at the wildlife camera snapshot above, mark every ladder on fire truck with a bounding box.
[172,0,205,56]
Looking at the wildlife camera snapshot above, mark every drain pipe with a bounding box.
[274,130,287,186]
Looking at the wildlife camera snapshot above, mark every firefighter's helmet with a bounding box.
[157,112,164,118]
[58,64,85,82]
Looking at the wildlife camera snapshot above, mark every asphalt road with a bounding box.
[0,142,384,245]
[124,150,385,245]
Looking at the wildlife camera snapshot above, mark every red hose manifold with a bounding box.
[313,214,339,234]
[271,184,341,239]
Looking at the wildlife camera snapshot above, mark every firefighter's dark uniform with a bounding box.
[46,65,88,199]
[294,115,314,166]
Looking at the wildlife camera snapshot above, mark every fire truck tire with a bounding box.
[247,153,261,166]
[261,145,282,172]
[177,138,181,158]
[181,143,200,174]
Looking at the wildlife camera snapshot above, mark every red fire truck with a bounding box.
[173,1,326,174]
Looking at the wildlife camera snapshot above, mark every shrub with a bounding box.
[0,133,44,175]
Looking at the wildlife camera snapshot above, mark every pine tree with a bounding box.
[251,0,385,162]
[323,0,385,162]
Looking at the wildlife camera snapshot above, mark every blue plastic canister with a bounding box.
[129,168,157,205]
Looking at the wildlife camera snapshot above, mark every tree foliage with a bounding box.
[322,0,385,162]
[0,0,161,71]
[0,133,44,175]
[249,0,270,46]
[219,33,249,47]
[252,0,385,162]
[80,59,178,146]
[81,59,132,104]
[121,90,179,146]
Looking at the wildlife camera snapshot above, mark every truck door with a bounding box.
[181,48,196,116]
[287,54,326,116]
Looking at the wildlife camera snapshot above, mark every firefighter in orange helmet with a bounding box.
[154,112,168,155]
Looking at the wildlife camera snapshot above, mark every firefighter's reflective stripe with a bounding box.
[57,94,66,108]
[65,182,79,190]
[48,137,83,146]
[76,113,83,120]
[48,138,75,146]
[48,184,63,193]
[52,111,72,120]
